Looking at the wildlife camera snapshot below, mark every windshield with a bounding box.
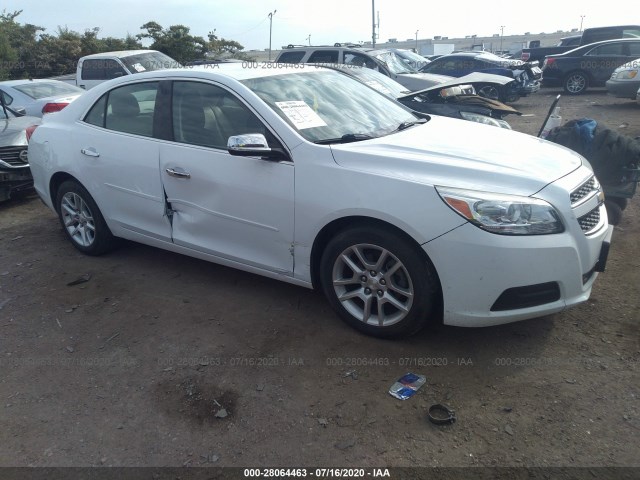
[121,52,182,73]
[341,66,409,98]
[13,81,83,99]
[394,50,430,70]
[370,51,417,74]
[242,70,418,143]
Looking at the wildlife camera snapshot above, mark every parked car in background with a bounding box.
[323,64,518,128]
[275,44,453,90]
[542,38,640,94]
[71,50,181,90]
[606,58,640,98]
[27,64,612,338]
[420,52,541,102]
[0,99,40,201]
[0,79,84,117]
[522,25,640,65]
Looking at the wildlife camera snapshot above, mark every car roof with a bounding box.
[99,64,334,82]
[0,78,78,88]
[81,50,160,60]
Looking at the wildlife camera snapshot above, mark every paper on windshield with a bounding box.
[275,101,327,130]
[131,63,146,72]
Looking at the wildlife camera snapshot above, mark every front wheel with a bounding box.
[319,226,438,338]
[563,71,588,95]
[477,84,502,101]
[55,180,117,255]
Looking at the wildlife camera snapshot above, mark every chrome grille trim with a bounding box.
[0,146,29,168]
[577,206,601,234]
[570,176,596,205]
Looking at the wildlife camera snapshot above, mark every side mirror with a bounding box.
[227,134,287,160]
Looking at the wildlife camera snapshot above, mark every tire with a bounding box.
[319,226,438,338]
[609,197,628,211]
[55,180,117,255]
[477,84,503,102]
[563,71,589,95]
[605,200,623,226]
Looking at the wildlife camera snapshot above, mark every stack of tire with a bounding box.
[546,119,640,225]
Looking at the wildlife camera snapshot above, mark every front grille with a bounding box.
[0,146,28,167]
[578,206,600,233]
[570,176,596,205]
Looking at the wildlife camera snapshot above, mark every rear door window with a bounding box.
[84,82,159,137]
[81,59,128,80]
[308,50,339,63]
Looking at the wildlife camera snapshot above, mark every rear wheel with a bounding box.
[563,71,589,95]
[55,180,117,255]
[319,226,438,338]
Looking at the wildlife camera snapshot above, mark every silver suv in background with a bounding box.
[275,44,452,90]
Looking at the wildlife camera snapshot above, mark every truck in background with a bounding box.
[53,50,181,90]
[521,25,640,64]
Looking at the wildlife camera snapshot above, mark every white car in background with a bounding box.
[27,65,612,338]
[0,79,85,117]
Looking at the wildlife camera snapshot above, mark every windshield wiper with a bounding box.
[394,118,428,132]
[314,133,375,145]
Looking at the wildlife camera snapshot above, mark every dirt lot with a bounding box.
[1,88,639,474]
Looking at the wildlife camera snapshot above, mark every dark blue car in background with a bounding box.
[420,52,541,103]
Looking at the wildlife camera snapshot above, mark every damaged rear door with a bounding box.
[158,80,295,274]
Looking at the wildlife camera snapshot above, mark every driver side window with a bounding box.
[172,81,275,150]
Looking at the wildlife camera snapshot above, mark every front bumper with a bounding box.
[517,80,541,95]
[423,206,611,327]
[606,79,640,99]
[0,168,34,201]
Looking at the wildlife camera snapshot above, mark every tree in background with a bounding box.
[137,21,207,64]
[0,10,251,80]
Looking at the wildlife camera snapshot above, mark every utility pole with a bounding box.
[580,15,585,31]
[371,0,376,48]
[499,25,505,53]
[268,10,277,61]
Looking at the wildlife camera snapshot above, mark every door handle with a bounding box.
[165,167,191,179]
[81,147,100,157]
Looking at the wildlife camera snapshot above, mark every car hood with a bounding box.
[399,72,515,99]
[0,115,40,147]
[395,73,453,90]
[329,115,583,196]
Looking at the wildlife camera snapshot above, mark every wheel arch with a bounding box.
[49,172,82,211]
[309,215,443,302]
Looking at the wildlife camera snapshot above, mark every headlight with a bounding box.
[460,111,511,129]
[440,85,476,97]
[436,186,564,235]
[615,69,638,80]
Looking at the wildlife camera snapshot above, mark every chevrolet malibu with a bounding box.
[27,65,612,338]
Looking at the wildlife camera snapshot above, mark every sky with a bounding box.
[2,0,633,51]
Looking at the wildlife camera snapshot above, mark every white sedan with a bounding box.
[27,65,612,337]
[0,79,85,117]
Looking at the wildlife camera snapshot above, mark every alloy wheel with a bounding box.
[331,243,414,327]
